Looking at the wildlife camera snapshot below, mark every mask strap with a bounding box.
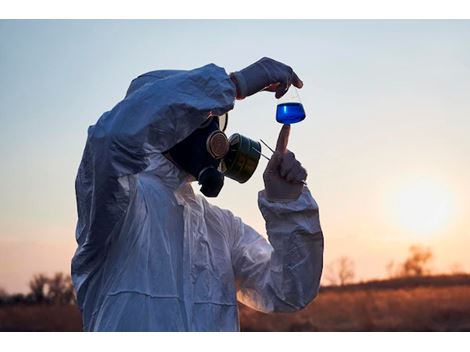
[260,139,275,154]
[255,139,276,160]
[251,146,271,161]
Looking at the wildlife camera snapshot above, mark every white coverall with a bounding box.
[71,64,324,331]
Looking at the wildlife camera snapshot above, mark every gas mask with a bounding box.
[166,114,261,197]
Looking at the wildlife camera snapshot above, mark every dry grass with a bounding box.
[239,284,470,331]
[0,303,82,331]
[1,275,470,331]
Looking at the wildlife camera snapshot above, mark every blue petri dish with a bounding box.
[276,102,306,124]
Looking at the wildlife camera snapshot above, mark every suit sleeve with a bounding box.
[88,63,236,179]
[74,64,236,253]
[230,187,324,313]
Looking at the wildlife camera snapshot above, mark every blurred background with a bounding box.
[0,20,469,331]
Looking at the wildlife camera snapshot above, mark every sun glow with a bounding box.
[390,179,454,235]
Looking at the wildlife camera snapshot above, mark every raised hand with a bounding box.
[230,57,304,100]
[263,124,308,202]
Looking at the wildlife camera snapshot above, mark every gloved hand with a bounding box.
[263,124,308,202]
[230,57,304,100]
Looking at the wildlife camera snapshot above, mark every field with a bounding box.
[1,275,470,331]
[240,275,470,331]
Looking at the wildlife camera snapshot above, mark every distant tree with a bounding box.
[29,274,49,303]
[60,274,77,305]
[0,286,7,303]
[325,256,355,286]
[47,273,67,303]
[385,260,396,278]
[398,245,433,277]
[1,273,77,305]
[449,262,465,275]
[10,293,26,304]
[337,256,355,285]
[45,273,77,304]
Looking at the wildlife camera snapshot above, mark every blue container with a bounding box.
[276,102,306,124]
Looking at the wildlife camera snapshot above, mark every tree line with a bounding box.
[0,273,76,305]
[0,244,466,301]
[324,244,465,286]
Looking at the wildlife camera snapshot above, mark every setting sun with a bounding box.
[390,179,454,235]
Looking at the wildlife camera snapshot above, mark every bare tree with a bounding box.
[385,260,396,278]
[325,256,355,286]
[29,274,49,303]
[27,273,77,304]
[0,286,7,300]
[449,262,465,275]
[62,275,77,305]
[46,273,77,304]
[337,256,355,285]
[47,272,67,303]
[399,245,433,277]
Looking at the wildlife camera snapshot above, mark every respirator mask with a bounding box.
[166,113,261,197]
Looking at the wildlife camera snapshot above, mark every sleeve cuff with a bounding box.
[259,185,315,205]
[257,186,322,238]
[230,71,248,99]
[258,186,319,215]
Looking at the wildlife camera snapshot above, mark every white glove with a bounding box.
[230,57,303,99]
[263,125,308,202]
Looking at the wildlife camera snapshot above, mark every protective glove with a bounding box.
[230,57,304,100]
[263,124,308,202]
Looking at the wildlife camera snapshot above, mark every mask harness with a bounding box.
[167,115,261,197]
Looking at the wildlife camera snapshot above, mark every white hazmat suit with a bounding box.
[72,63,324,331]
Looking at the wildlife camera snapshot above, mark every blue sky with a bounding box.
[1,20,469,292]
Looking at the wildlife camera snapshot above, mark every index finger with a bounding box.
[276,124,291,153]
[292,72,304,89]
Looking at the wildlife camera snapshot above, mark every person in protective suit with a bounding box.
[71,57,324,331]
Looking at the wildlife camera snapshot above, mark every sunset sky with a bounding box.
[1,20,469,293]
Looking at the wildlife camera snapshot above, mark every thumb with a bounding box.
[265,151,282,173]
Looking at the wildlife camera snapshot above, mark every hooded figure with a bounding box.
[72,60,324,331]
